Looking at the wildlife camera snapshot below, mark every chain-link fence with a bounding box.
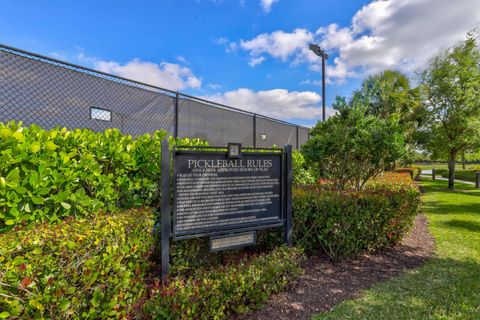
[0,44,310,148]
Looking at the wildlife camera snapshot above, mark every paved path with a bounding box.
[420,170,476,186]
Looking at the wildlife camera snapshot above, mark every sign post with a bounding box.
[284,144,293,247]
[161,140,170,284]
[160,142,292,283]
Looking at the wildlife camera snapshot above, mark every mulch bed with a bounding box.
[240,214,435,320]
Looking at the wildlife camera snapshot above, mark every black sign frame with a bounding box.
[160,142,293,284]
[172,147,285,240]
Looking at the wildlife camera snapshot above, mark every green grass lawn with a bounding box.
[313,178,480,320]
[415,162,478,171]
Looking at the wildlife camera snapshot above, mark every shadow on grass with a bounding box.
[423,202,480,215]
[442,219,480,233]
[446,187,480,198]
[420,179,480,193]
[431,187,480,197]
[315,257,480,319]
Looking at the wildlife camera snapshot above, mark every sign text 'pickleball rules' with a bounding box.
[174,153,282,236]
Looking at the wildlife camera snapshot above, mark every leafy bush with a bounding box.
[293,172,420,260]
[0,208,155,319]
[0,121,207,232]
[292,150,315,185]
[0,208,300,319]
[393,167,421,180]
[302,106,405,190]
[143,246,303,319]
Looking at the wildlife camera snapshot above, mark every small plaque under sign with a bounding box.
[210,232,256,252]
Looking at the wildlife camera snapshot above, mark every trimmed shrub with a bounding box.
[143,246,303,319]
[369,171,420,191]
[0,208,155,319]
[439,169,478,182]
[393,167,421,180]
[293,172,420,260]
[0,208,301,319]
[0,121,207,231]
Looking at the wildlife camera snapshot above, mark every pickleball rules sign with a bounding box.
[160,142,293,283]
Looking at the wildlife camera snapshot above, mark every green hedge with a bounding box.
[393,167,421,180]
[0,121,207,232]
[0,208,154,319]
[293,172,420,260]
[439,169,478,182]
[144,246,303,319]
[0,208,302,319]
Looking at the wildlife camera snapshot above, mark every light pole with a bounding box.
[309,44,328,121]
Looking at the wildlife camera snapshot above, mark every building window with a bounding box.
[90,107,111,122]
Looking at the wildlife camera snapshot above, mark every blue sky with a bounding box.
[1,0,479,127]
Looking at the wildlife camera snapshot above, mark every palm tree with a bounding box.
[349,70,426,167]
[354,70,421,124]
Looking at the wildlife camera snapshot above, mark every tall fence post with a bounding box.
[174,92,179,139]
[476,171,480,188]
[432,168,436,180]
[253,114,257,148]
[296,125,299,150]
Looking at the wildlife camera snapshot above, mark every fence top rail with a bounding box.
[0,43,177,96]
[0,43,311,131]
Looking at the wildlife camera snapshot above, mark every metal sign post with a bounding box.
[161,140,170,284]
[284,144,293,247]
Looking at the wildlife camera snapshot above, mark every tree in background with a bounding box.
[465,149,480,163]
[419,31,480,189]
[302,104,405,191]
[334,70,425,166]
[353,70,425,164]
[354,70,422,122]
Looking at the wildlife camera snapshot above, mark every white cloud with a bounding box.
[205,88,323,120]
[175,55,190,65]
[248,56,266,67]
[233,0,480,82]
[214,37,229,45]
[208,83,223,90]
[319,0,480,80]
[260,0,278,13]
[238,28,314,66]
[75,53,202,91]
[300,79,332,86]
[95,59,202,90]
[50,51,69,61]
